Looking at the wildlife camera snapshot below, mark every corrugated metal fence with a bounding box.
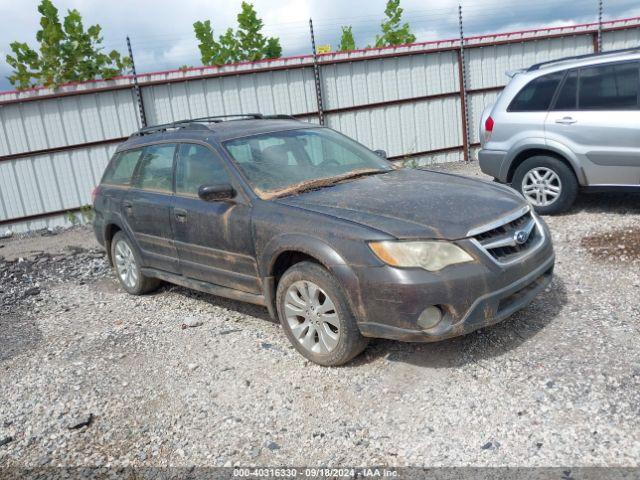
[1,16,639,233]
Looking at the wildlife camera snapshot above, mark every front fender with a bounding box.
[260,233,367,323]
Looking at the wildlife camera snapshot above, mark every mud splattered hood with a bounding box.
[276,168,527,240]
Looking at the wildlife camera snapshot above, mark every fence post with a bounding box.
[127,36,148,128]
[597,0,604,52]
[309,18,325,125]
[457,4,470,162]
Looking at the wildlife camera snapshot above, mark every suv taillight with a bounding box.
[483,116,495,144]
[485,116,494,133]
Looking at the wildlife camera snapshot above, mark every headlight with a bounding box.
[369,240,474,271]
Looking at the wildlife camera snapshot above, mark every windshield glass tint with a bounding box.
[224,128,391,197]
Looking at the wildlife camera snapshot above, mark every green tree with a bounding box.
[374,0,416,47]
[5,0,131,90]
[194,2,282,66]
[338,26,356,51]
[194,21,238,65]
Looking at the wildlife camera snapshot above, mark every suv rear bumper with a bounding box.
[478,149,509,182]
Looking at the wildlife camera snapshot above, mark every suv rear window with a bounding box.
[508,71,564,112]
[578,62,639,110]
[101,149,143,186]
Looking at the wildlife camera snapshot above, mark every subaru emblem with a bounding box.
[514,230,529,245]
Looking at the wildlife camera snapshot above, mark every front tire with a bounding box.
[512,156,578,215]
[276,261,368,366]
[110,231,160,295]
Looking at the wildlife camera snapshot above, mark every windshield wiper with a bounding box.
[274,169,390,197]
[334,169,392,184]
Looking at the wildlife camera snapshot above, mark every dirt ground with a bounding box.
[1,161,639,469]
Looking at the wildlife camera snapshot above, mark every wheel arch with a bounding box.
[506,145,585,185]
[104,222,123,266]
[260,234,364,322]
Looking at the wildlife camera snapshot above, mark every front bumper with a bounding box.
[352,229,555,342]
[478,149,509,183]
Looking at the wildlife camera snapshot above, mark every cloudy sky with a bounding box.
[0,0,639,91]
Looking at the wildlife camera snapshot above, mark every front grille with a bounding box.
[472,210,541,263]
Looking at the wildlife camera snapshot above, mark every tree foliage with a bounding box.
[338,26,356,52]
[5,0,131,90]
[374,0,416,47]
[194,2,282,66]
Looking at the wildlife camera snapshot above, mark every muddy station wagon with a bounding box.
[93,115,555,366]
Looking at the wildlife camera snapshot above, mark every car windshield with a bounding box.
[223,127,393,198]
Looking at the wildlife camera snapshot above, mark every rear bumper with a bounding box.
[478,149,509,182]
[351,228,555,342]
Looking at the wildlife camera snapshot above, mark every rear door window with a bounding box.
[508,71,564,112]
[101,149,143,186]
[578,62,639,110]
[134,144,177,193]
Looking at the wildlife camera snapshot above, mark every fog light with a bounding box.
[417,306,443,330]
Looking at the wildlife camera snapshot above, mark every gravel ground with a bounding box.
[1,162,639,468]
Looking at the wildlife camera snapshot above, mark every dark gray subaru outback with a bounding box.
[93,115,555,366]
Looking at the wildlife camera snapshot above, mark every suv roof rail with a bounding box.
[527,46,640,71]
[132,113,300,136]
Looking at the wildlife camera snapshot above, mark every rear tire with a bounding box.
[276,261,368,366]
[110,231,160,295]
[512,156,578,215]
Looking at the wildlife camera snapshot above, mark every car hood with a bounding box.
[275,168,527,240]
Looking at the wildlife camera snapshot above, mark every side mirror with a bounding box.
[198,183,236,201]
[374,149,387,159]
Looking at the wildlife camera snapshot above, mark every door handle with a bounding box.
[555,116,577,125]
[122,202,133,213]
[174,208,188,223]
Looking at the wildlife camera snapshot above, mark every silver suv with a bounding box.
[478,48,640,214]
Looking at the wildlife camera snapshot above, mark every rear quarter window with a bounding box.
[508,71,564,112]
[101,148,143,186]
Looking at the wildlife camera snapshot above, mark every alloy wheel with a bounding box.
[114,240,138,289]
[284,280,340,355]
[521,167,562,207]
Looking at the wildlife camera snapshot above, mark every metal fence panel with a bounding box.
[0,90,138,157]
[466,35,594,90]
[321,51,459,109]
[602,27,640,50]
[142,68,318,125]
[0,144,117,227]
[326,96,461,158]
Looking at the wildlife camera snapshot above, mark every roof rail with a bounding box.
[132,113,299,136]
[527,46,640,71]
[133,120,207,136]
[260,114,299,120]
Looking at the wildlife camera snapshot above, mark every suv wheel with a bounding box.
[111,231,160,295]
[513,156,578,215]
[276,261,368,366]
